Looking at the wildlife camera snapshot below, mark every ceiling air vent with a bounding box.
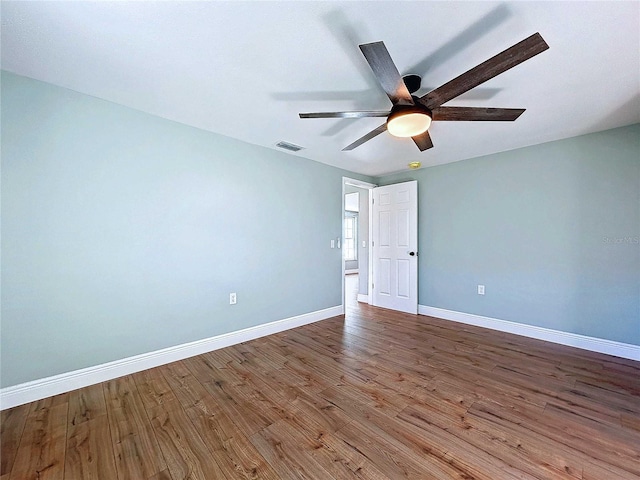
[276,141,304,152]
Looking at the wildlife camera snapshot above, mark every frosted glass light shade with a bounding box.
[387,110,432,137]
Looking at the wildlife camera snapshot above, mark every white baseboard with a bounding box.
[345,269,359,275]
[418,305,640,361]
[357,294,369,303]
[0,305,343,410]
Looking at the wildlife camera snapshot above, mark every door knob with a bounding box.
[409,251,417,256]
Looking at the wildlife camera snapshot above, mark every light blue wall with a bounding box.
[2,71,638,389]
[379,124,640,345]
[0,71,374,387]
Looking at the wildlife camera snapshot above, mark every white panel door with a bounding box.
[372,181,418,314]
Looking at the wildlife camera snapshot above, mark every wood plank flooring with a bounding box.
[2,275,639,479]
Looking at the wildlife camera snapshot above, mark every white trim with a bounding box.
[343,178,377,189]
[357,294,369,303]
[0,305,342,410]
[345,269,359,275]
[419,305,640,361]
[368,187,373,306]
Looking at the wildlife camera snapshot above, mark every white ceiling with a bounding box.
[2,1,638,176]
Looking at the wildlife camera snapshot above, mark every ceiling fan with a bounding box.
[299,33,549,152]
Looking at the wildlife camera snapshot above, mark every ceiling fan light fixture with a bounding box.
[387,106,432,138]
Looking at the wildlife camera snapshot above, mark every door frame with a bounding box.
[342,177,377,312]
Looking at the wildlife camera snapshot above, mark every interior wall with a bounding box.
[3,71,637,391]
[0,71,375,387]
[378,124,640,345]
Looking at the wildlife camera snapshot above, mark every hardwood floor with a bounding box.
[2,276,639,479]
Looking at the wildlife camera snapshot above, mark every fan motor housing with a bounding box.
[402,74,422,94]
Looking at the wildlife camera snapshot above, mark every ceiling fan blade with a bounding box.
[412,130,434,151]
[299,111,390,119]
[419,33,549,109]
[432,106,525,121]
[359,42,413,105]
[342,123,388,151]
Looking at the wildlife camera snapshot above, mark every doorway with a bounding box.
[341,177,419,315]
[342,177,376,312]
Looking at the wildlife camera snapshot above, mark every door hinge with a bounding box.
[372,241,375,247]
[372,198,374,205]
[372,283,374,289]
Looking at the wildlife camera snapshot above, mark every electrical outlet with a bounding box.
[229,293,237,305]
[330,239,335,248]
[477,285,485,295]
